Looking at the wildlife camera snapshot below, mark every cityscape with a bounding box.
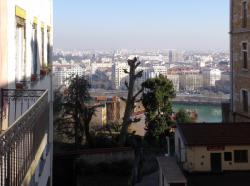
[0,0,250,186]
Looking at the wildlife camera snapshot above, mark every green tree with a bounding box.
[142,75,176,142]
[55,75,97,148]
[175,109,193,124]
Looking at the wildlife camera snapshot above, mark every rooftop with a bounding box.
[178,123,250,146]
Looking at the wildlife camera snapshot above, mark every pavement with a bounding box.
[135,172,159,186]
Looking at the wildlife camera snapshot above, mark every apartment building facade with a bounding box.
[0,0,53,185]
[231,0,250,122]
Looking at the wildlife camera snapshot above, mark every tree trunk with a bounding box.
[119,60,136,145]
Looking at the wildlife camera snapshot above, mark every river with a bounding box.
[173,103,222,123]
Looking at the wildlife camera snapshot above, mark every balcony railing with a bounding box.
[0,89,49,186]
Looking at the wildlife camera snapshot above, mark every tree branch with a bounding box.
[120,97,127,102]
[132,117,141,123]
[125,80,129,89]
[133,88,143,100]
[135,70,143,79]
[123,69,129,74]
[135,61,141,69]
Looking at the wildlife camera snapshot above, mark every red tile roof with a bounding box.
[178,123,250,146]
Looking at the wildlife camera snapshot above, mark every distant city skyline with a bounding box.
[54,0,229,51]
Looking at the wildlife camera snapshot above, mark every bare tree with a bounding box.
[119,57,143,145]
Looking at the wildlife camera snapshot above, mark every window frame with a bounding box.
[242,42,248,70]
[15,16,26,83]
[32,23,38,75]
[242,1,248,28]
[224,152,232,161]
[234,150,248,163]
[242,89,249,113]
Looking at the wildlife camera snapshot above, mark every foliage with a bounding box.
[53,90,63,115]
[54,75,98,148]
[142,74,176,145]
[142,74,176,119]
[106,121,122,133]
[119,57,143,145]
[175,109,193,124]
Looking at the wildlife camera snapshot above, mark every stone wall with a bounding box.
[231,0,250,121]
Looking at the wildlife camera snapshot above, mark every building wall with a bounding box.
[184,145,250,172]
[231,0,250,122]
[202,69,221,87]
[6,0,53,88]
[167,74,180,92]
[1,0,53,185]
[91,105,107,126]
[0,0,8,89]
[179,74,203,92]
[175,129,250,172]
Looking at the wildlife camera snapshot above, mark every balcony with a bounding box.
[0,89,49,186]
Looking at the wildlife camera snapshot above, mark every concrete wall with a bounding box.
[0,0,8,89]
[77,148,135,164]
[175,130,187,164]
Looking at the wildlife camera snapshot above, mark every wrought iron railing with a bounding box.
[1,89,46,125]
[0,89,49,186]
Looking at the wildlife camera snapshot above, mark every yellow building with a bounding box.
[230,0,250,122]
[175,124,250,173]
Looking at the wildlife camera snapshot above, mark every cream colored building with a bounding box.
[202,69,221,87]
[179,73,203,92]
[0,0,53,185]
[167,74,180,92]
[175,124,250,173]
[230,0,250,122]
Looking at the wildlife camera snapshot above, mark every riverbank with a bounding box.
[174,95,229,105]
[173,104,222,123]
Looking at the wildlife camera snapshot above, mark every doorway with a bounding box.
[210,153,222,173]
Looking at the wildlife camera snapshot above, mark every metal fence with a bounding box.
[0,89,49,186]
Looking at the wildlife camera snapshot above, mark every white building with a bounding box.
[53,62,85,89]
[202,69,222,87]
[112,62,130,89]
[0,0,53,185]
[151,65,168,77]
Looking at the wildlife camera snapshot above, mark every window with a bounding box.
[41,27,45,67]
[234,150,248,163]
[242,42,248,69]
[224,152,232,161]
[47,28,51,66]
[15,16,26,82]
[243,1,248,28]
[242,90,249,112]
[32,23,38,75]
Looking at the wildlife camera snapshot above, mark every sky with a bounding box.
[54,0,229,51]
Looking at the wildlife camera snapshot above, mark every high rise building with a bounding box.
[53,62,85,89]
[112,62,130,90]
[0,0,53,185]
[230,0,250,122]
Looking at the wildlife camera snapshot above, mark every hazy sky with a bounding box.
[54,0,229,51]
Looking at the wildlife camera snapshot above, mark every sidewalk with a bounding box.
[135,172,159,186]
